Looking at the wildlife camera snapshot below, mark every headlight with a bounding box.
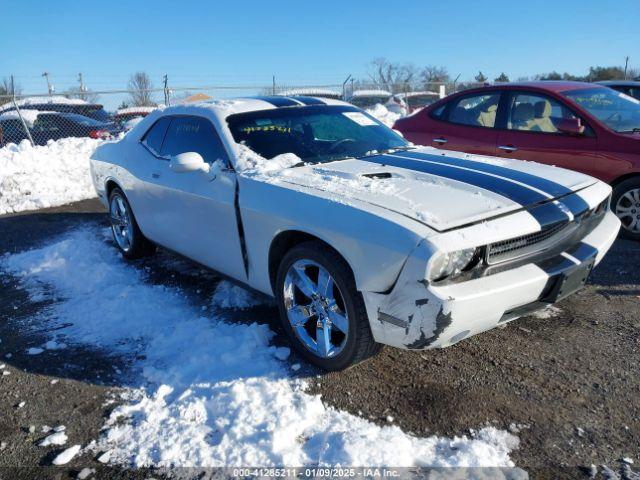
[429,248,479,281]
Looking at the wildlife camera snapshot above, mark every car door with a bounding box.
[139,115,246,281]
[494,90,600,175]
[429,91,500,156]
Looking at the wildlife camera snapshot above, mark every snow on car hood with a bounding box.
[262,147,597,231]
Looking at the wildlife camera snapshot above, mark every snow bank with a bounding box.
[115,106,157,115]
[0,95,88,112]
[365,104,402,127]
[1,228,520,469]
[0,137,100,215]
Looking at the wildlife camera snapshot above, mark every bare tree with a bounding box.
[0,77,21,97]
[367,57,419,91]
[128,72,154,107]
[64,87,99,103]
[420,65,450,84]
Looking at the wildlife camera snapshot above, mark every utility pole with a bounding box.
[78,73,87,93]
[42,72,54,97]
[163,74,170,106]
[624,56,630,79]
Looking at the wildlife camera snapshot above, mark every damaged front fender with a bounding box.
[363,240,458,350]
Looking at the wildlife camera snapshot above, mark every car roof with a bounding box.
[158,95,351,119]
[456,81,604,95]
[597,80,640,87]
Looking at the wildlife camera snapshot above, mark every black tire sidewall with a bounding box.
[275,243,363,371]
[612,178,640,241]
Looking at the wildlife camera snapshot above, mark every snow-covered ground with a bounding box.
[0,138,100,215]
[1,228,521,470]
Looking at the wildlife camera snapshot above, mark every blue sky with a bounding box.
[2,0,638,96]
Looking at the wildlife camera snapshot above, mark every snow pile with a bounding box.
[0,137,100,215]
[115,106,157,115]
[365,104,402,127]
[1,228,520,469]
[0,95,88,112]
[234,143,301,172]
[211,280,266,310]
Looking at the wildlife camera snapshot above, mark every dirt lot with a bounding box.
[0,199,638,479]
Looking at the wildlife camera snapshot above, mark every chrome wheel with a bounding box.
[615,188,640,234]
[109,193,134,252]
[283,259,349,358]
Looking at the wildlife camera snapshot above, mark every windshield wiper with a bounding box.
[356,145,416,159]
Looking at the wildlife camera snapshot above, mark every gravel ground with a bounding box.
[0,199,638,479]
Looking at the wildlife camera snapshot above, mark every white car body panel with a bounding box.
[91,97,620,351]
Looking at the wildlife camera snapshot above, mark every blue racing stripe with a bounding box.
[291,96,325,105]
[397,150,591,214]
[364,154,570,227]
[367,154,548,206]
[250,96,300,107]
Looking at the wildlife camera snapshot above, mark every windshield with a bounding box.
[227,105,409,165]
[60,113,110,127]
[563,87,640,133]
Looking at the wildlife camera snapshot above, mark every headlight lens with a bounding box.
[429,248,479,281]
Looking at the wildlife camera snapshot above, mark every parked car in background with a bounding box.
[395,91,440,113]
[394,81,640,239]
[90,96,618,370]
[597,80,640,101]
[277,88,342,100]
[346,89,393,109]
[0,96,111,123]
[0,111,121,146]
[113,106,157,130]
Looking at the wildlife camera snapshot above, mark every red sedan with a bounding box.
[394,81,640,240]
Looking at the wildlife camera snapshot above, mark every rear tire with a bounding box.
[275,241,381,371]
[612,177,640,241]
[108,188,156,259]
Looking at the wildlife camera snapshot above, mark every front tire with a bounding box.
[612,177,640,241]
[108,188,156,259]
[275,241,381,371]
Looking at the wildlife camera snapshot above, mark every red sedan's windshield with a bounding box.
[563,87,640,133]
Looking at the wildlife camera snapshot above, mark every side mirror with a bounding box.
[170,152,208,173]
[557,118,585,135]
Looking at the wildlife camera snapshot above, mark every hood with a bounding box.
[277,147,597,231]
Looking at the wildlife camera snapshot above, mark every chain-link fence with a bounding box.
[0,79,486,148]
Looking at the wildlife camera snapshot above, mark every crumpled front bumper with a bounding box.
[363,210,620,350]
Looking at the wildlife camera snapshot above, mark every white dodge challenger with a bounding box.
[90,96,620,370]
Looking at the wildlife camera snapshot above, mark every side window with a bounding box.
[507,92,577,133]
[32,116,61,133]
[448,93,500,128]
[160,116,228,164]
[430,103,446,120]
[142,117,171,155]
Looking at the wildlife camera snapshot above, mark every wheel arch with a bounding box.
[611,171,640,189]
[268,229,357,294]
[105,178,125,200]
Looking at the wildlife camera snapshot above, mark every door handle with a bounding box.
[151,172,160,179]
[498,145,518,152]
[433,137,448,144]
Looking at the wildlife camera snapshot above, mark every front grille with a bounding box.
[486,196,609,266]
[487,220,573,264]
